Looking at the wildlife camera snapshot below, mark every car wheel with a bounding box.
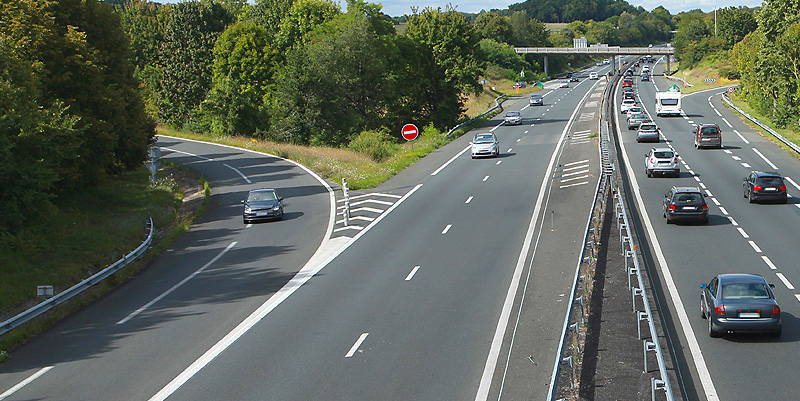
[748,191,755,203]
[708,317,722,338]
[743,187,748,198]
[771,327,782,338]
[781,195,788,204]
[702,218,709,225]
[665,215,672,224]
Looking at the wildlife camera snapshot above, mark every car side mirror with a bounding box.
[241,200,245,204]
[279,197,284,201]
[469,142,473,145]
[700,284,707,289]
[769,283,776,288]
[743,177,748,181]
[692,130,697,134]
[703,193,708,197]
[662,194,667,198]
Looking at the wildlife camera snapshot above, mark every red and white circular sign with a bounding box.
[727,86,736,93]
[401,123,419,141]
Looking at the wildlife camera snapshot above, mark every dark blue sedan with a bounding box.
[243,189,284,224]
[700,274,781,338]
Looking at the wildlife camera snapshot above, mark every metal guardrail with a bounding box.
[0,217,155,337]
[721,93,800,155]
[663,74,693,87]
[446,94,507,137]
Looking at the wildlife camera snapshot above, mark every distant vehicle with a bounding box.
[470,132,500,158]
[641,74,650,81]
[662,186,708,224]
[620,99,637,114]
[243,189,284,224]
[623,90,635,100]
[743,171,788,203]
[627,112,648,130]
[596,61,603,66]
[515,81,526,88]
[655,91,682,116]
[603,59,610,65]
[589,72,599,80]
[637,122,660,142]
[693,123,722,148]
[626,106,644,119]
[504,110,522,125]
[645,147,679,177]
[529,94,543,106]
[559,80,570,88]
[622,79,633,88]
[701,274,781,338]
[570,74,579,82]
[624,70,633,76]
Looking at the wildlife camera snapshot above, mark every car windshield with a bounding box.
[248,191,277,202]
[700,127,719,134]
[531,95,541,99]
[640,124,656,130]
[757,177,783,186]
[474,135,494,144]
[721,283,771,299]
[674,193,702,203]
[653,151,674,158]
[506,112,520,117]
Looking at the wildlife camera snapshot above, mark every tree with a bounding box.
[157,0,233,126]
[274,0,339,51]
[403,6,485,129]
[509,11,548,47]
[474,12,511,43]
[246,0,296,41]
[717,7,757,49]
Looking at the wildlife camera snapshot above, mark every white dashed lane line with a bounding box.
[776,273,795,290]
[441,224,452,235]
[483,176,489,182]
[405,266,421,281]
[752,148,779,170]
[762,256,778,270]
[748,241,762,253]
[741,162,751,168]
[784,176,800,191]
[721,117,733,128]
[465,196,473,204]
[733,129,750,144]
[737,227,750,238]
[345,333,369,358]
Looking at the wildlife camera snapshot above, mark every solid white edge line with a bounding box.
[476,79,598,401]
[614,93,720,400]
[752,148,779,170]
[118,242,237,325]
[776,273,795,290]
[431,145,471,176]
[405,266,421,281]
[345,333,369,358]
[148,184,422,401]
[762,256,778,270]
[0,366,54,400]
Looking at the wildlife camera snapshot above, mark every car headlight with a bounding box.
[244,206,251,213]
[273,204,281,211]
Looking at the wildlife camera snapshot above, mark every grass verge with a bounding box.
[0,164,207,354]
[725,96,800,160]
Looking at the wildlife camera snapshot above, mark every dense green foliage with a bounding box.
[730,0,800,127]
[0,0,153,232]
[506,0,637,23]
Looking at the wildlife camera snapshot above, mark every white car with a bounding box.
[620,99,637,114]
[504,111,522,125]
[637,122,660,143]
[470,133,500,158]
[589,72,598,80]
[559,80,570,88]
[645,147,679,177]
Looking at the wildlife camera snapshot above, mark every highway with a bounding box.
[615,58,800,401]
[0,65,611,400]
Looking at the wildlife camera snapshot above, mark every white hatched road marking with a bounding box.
[562,169,590,177]
[345,333,369,358]
[563,159,590,166]
[559,181,589,188]
[561,175,589,183]
[405,266,421,281]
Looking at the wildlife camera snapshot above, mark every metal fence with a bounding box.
[446,94,507,137]
[721,93,800,155]
[1,217,154,337]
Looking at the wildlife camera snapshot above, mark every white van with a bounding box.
[655,92,682,116]
[589,72,598,80]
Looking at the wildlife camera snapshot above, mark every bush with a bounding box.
[348,128,398,162]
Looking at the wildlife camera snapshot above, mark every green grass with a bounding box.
[725,97,800,160]
[0,165,196,351]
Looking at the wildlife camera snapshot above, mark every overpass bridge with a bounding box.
[514,46,674,76]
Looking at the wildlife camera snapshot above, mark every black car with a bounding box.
[623,90,635,100]
[701,274,781,338]
[662,186,708,224]
[743,171,788,203]
[641,74,650,81]
[243,189,284,223]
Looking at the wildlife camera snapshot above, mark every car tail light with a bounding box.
[650,157,655,164]
[673,157,678,163]
[669,204,676,210]
[753,185,762,191]
[715,304,725,314]
[773,305,781,314]
[780,185,787,191]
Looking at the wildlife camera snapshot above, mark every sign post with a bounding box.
[401,123,419,152]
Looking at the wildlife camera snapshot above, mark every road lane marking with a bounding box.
[562,169,590,177]
[222,163,251,184]
[563,164,589,172]
[405,266,421,281]
[784,176,800,191]
[0,366,54,400]
[732,156,741,161]
[741,162,751,168]
[465,196,473,204]
[795,294,800,303]
[430,145,470,176]
[442,224,452,234]
[727,217,738,226]
[507,148,513,153]
[496,160,502,165]
[776,273,795,290]
[118,242,237,325]
[737,228,750,238]
[711,198,721,206]
[563,159,590,166]
[560,181,589,188]
[719,206,728,215]
[732,129,750,144]
[694,176,701,182]
[699,183,707,189]
[721,117,733,128]
[748,241,762,253]
[705,189,713,197]
[163,148,253,183]
[345,333,369,358]
[483,176,489,182]
[148,184,422,401]
[490,122,504,132]
[752,148,779,170]
[762,256,778,270]
[561,175,589,183]
[723,150,733,154]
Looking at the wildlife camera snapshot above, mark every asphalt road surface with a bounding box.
[616,58,800,401]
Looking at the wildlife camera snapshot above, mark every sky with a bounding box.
[155,0,766,18]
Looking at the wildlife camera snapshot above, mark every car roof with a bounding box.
[752,170,782,178]
[717,274,768,285]
[506,111,520,115]
[698,123,719,128]
[475,133,494,137]
[651,147,673,153]
[249,189,276,193]
[671,186,702,193]
[530,94,542,97]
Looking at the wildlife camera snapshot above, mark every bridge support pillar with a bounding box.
[544,55,549,77]
[666,56,670,74]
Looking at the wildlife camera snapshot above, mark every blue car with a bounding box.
[243,189,284,224]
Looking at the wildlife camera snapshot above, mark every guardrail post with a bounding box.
[643,341,657,373]
[561,356,574,389]
[637,311,650,340]
[569,323,581,353]
[619,223,627,246]
[652,378,667,401]
[631,287,642,311]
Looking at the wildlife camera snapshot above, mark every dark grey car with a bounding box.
[700,274,781,338]
[243,189,284,224]
[662,186,708,224]
[743,171,788,203]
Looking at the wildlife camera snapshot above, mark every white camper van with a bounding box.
[655,86,682,116]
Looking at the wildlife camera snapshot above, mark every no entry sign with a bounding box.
[401,124,419,141]
[727,86,736,93]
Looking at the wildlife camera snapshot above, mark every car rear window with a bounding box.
[757,177,784,186]
[660,99,679,106]
[721,283,770,299]
[640,124,656,130]
[700,126,719,134]
[674,193,702,203]
[653,151,674,158]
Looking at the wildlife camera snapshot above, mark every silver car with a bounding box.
[504,111,521,125]
[470,133,500,158]
[637,122,660,143]
[645,147,679,177]
[529,94,544,106]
